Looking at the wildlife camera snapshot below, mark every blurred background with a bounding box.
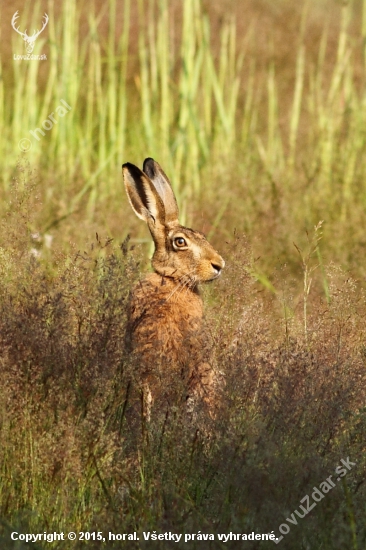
[1,0,366,281]
[1,3,366,546]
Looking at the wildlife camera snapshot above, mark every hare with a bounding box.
[123,158,224,420]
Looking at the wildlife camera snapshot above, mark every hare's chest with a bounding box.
[127,275,204,359]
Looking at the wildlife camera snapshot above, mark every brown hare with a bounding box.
[123,158,224,420]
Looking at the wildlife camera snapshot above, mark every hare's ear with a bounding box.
[143,158,179,225]
[123,162,166,226]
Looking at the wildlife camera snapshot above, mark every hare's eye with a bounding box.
[174,237,186,248]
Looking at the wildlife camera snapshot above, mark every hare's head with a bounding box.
[123,158,224,287]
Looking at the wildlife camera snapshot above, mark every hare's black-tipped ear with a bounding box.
[123,162,166,225]
[143,158,179,225]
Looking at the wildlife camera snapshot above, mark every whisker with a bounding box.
[166,270,195,301]
[166,279,186,301]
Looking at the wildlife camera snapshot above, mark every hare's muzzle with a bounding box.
[210,257,225,279]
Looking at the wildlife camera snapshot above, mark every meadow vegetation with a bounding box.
[0,0,366,548]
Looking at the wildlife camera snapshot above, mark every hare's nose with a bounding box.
[211,262,223,275]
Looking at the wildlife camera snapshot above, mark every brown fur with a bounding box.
[123,158,224,418]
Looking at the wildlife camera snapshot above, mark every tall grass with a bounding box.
[2,0,366,278]
[1,2,366,547]
[2,0,240,214]
[0,175,365,548]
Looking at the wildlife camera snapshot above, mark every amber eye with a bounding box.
[174,237,187,248]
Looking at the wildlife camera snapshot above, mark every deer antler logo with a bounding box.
[11,11,49,54]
